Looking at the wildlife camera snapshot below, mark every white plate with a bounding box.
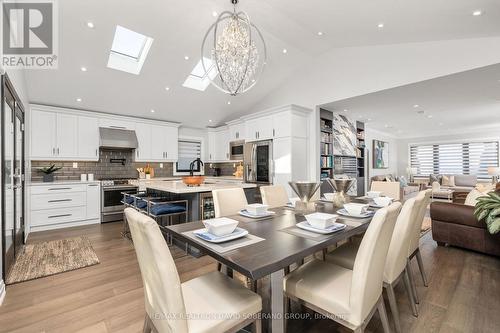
[337,208,374,218]
[369,203,386,208]
[193,227,249,243]
[296,221,346,234]
[239,209,276,218]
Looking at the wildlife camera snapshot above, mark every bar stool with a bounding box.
[146,198,188,245]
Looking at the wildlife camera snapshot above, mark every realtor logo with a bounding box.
[2,0,58,69]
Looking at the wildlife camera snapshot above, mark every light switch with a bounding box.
[72,162,78,168]
[160,163,164,169]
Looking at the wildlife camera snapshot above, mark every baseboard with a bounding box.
[0,279,6,306]
[30,219,100,232]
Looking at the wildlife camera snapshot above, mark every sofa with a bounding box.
[415,174,479,192]
[370,174,420,201]
[430,201,500,256]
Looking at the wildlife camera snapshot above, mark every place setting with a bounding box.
[281,211,347,240]
[238,203,276,219]
[185,217,265,253]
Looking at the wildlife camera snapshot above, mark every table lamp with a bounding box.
[488,167,500,184]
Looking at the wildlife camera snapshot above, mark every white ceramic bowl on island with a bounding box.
[246,204,269,215]
[373,196,393,207]
[343,203,369,216]
[202,217,239,236]
[304,212,338,229]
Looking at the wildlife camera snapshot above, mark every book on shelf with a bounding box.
[320,155,333,168]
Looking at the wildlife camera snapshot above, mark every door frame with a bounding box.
[1,74,25,281]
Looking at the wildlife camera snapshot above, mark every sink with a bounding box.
[182,176,205,186]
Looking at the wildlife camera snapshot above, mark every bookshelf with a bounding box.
[320,112,334,181]
[356,121,367,195]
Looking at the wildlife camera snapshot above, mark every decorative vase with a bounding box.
[288,181,321,212]
[43,174,54,182]
[326,178,355,208]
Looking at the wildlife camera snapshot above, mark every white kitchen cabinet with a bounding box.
[164,126,179,161]
[77,116,99,160]
[56,114,78,158]
[229,122,245,141]
[98,118,136,130]
[135,122,152,161]
[150,124,178,161]
[207,128,230,162]
[31,110,57,159]
[86,183,101,220]
[273,137,308,197]
[245,116,273,142]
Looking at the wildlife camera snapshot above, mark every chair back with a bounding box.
[260,185,289,208]
[431,181,441,191]
[125,208,188,333]
[370,181,401,201]
[350,202,401,324]
[383,194,424,283]
[212,188,248,218]
[408,189,432,255]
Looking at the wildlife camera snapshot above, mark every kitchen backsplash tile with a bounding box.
[204,162,240,176]
[31,149,174,182]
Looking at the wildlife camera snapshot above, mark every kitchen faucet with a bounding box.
[189,158,204,176]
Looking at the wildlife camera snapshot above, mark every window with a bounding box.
[410,141,499,179]
[107,25,153,75]
[176,140,202,172]
[182,57,218,91]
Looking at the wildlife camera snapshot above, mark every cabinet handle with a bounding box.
[88,184,98,187]
[48,187,72,191]
[48,199,72,203]
[273,129,275,137]
[57,148,60,155]
[165,152,168,158]
[48,214,72,219]
[110,126,126,129]
[96,149,98,156]
[137,150,139,158]
[52,148,55,155]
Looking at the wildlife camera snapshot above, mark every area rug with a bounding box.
[6,236,100,285]
[421,217,432,236]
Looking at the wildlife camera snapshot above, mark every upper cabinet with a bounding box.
[29,105,180,162]
[245,116,273,142]
[228,122,245,141]
[208,128,230,162]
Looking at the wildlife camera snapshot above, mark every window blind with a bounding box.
[177,140,202,172]
[410,141,499,179]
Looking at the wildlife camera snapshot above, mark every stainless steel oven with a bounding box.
[229,140,245,161]
[244,140,273,184]
[101,180,138,223]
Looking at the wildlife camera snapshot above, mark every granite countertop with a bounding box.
[142,180,256,194]
[30,180,101,186]
[132,176,244,182]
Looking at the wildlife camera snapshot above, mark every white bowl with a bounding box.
[323,193,335,201]
[373,196,393,207]
[367,191,382,198]
[245,203,269,216]
[304,212,338,229]
[343,203,369,216]
[202,217,239,236]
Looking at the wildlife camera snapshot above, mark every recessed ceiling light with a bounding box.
[227,101,231,105]
[417,110,425,114]
[472,10,482,16]
[208,119,213,123]
[76,98,82,102]
[80,67,87,72]
[413,104,420,108]
[212,11,218,17]
[184,56,190,60]
[384,124,389,128]
[377,23,384,28]
[367,118,372,121]
[150,109,155,113]
[427,115,433,119]
[282,49,288,54]
[439,122,444,126]
[343,109,348,112]
[87,22,95,29]
[317,31,324,36]
[165,86,170,91]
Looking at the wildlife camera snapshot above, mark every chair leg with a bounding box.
[385,284,401,333]
[377,296,391,333]
[217,262,222,271]
[415,248,429,287]
[407,259,420,304]
[252,317,262,333]
[403,266,419,317]
[322,248,327,260]
[142,314,152,333]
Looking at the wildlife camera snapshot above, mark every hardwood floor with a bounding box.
[0,222,499,333]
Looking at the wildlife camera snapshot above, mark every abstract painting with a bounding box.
[373,140,389,169]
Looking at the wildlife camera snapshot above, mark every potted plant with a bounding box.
[38,164,62,182]
[474,191,500,235]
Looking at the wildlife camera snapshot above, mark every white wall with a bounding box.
[397,129,500,177]
[365,127,399,179]
[253,37,500,112]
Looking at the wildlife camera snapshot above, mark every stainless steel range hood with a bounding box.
[99,127,138,149]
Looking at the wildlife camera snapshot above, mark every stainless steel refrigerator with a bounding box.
[243,140,273,185]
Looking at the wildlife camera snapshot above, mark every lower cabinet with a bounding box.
[29,182,101,232]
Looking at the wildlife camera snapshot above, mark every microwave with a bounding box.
[229,140,245,160]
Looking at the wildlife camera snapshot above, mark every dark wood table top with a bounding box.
[166,202,374,280]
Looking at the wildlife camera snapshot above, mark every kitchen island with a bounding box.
[133,179,258,221]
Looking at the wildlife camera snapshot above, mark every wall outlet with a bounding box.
[160,163,164,169]
[72,162,78,168]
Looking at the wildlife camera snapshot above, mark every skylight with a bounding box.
[107,25,153,75]
[182,58,218,91]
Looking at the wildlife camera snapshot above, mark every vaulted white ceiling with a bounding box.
[24,0,500,128]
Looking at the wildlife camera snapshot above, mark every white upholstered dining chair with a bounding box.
[212,188,248,218]
[326,195,426,332]
[370,181,401,201]
[125,208,262,333]
[283,202,401,333]
[260,185,289,208]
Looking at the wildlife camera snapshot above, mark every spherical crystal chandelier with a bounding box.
[201,0,267,96]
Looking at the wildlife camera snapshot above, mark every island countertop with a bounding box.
[139,179,257,194]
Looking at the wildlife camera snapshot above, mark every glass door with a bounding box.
[14,105,25,254]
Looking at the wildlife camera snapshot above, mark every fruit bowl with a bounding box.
[182,176,205,187]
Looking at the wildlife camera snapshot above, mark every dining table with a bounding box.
[166,199,377,333]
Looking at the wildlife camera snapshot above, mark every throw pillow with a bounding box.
[429,174,442,185]
[476,183,495,193]
[399,176,408,188]
[464,186,494,206]
[442,175,456,187]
